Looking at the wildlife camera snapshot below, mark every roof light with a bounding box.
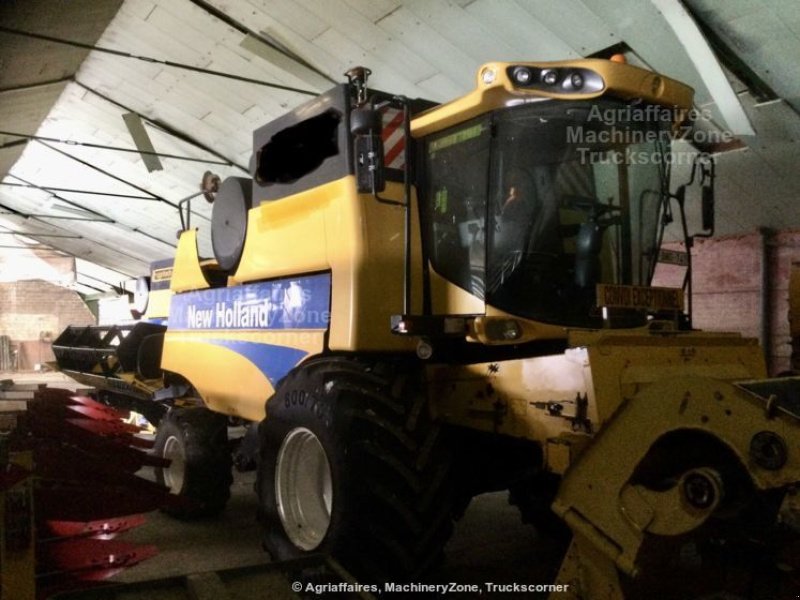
[480,67,497,85]
[512,67,532,85]
[506,65,605,94]
[542,69,559,86]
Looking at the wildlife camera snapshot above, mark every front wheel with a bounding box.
[274,426,333,551]
[257,357,459,582]
[153,406,233,520]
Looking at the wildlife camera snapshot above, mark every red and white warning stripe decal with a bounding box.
[381,107,405,170]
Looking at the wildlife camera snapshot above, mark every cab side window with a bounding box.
[424,118,491,298]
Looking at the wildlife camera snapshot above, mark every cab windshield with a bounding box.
[423,98,672,327]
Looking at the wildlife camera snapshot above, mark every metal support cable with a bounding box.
[0,202,28,218]
[0,245,68,252]
[0,181,156,201]
[14,144,159,201]
[8,174,114,221]
[0,211,108,222]
[187,0,336,85]
[0,211,146,270]
[73,280,109,294]
[0,199,108,223]
[0,25,318,96]
[130,228,177,249]
[0,231,82,239]
[19,142,208,248]
[75,81,250,174]
[76,271,121,288]
[0,139,27,150]
[0,130,234,166]
[0,76,73,94]
[3,176,178,249]
[37,141,210,222]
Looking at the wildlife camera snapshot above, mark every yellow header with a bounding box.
[411,59,694,138]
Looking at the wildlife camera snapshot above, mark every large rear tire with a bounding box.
[154,406,233,520]
[256,357,459,582]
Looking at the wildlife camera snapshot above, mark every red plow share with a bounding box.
[2,386,177,599]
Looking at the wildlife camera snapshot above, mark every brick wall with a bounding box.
[0,280,96,370]
[655,230,800,376]
[691,233,763,343]
[769,231,800,374]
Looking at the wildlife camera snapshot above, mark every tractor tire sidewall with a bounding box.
[257,358,458,582]
[154,407,233,520]
[257,367,356,564]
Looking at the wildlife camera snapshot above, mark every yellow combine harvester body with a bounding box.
[161,57,695,422]
[54,57,800,598]
[161,175,420,420]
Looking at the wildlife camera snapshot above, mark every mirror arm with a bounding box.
[694,155,716,239]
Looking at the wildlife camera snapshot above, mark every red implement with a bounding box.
[39,538,158,575]
[4,387,175,597]
[45,515,147,540]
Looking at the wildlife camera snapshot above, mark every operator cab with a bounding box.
[423,98,673,329]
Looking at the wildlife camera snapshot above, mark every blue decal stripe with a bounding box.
[203,339,307,387]
[169,272,332,331]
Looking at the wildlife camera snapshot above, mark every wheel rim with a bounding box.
[162,434,186,493]
[275,427,333,551]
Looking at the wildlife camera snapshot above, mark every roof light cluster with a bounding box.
[507,66,604,94]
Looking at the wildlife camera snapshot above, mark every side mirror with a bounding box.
[351,108,385,194]
[670,154,715,241]
[574,221,604,288]
[350,107,381,135]
[701,184,715,234]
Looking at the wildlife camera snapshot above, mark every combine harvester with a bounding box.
[52,56,800,598]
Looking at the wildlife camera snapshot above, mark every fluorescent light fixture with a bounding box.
[122,112,164,172]
[50,202,97,217]
[240,33,331,93]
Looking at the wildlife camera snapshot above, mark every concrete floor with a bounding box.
[113,469,566,597]
[4,372,566,596]
[1,370,84,389]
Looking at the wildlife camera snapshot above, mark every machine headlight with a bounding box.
[484,318,522,341]
[506,65,604,94]
[541,69,559,86]
[512,66,532,84]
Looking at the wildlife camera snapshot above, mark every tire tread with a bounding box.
[258,356,458,581]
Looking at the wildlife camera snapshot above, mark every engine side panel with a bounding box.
[162,273,331,420]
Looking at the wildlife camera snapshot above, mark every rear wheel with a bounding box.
[257,357,459,581]
[154,406,233,520]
